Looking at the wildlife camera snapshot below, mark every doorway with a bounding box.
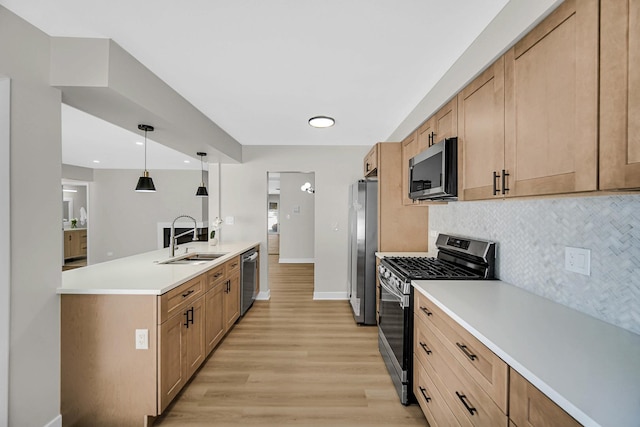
[266,172,315,300]
[61,180,89,270]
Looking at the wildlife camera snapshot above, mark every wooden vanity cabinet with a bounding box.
[599,0,640,190]
[64,229,87,260]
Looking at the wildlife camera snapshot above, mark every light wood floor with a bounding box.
[154,255,426,426]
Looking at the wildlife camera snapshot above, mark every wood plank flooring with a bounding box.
[154,255,426,426]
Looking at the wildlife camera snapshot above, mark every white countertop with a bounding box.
[59,241,260,295]
[412,280,640,427]
[375,251,430,259]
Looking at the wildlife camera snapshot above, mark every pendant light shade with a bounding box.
[196,152,208,197]
[135,124,156,192]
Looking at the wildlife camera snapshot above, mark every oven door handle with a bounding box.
[379,279,409,309]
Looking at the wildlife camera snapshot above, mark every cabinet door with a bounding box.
[417,118,435,152]
[158,312,186,412]
[600,0,640,189]
[224,272,241,331]
[364,144,378,177]
[434,98,457,141]
[185,297,205,379]
[64,232,72,259]
[205,283,225,355]
[458,57,505,201]
[509,369,581,427]
[504,0,598,197]
[401,131,419,206]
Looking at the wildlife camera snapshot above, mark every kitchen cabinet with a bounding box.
[458,57,505,201]
[64,229,87,260]
[401,131,419,206]
[158,275,206,412]
[509,369,580,427]
[413,291,508,426]
[417,98,457,152]
[364,144,378,177]
[224,268,241,331]
[205,265,226,354]
[599,0,640,190]
[503,0,599,197]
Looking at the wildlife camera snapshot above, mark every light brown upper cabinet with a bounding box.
[364,144,379,177]
[417,98,458,153]
[503,0,599,197]
[401,131,419,205]
[599,0,640,190]
[458,57,506,201]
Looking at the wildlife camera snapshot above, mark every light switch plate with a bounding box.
[225,216,235,225]
[565,247,591,276]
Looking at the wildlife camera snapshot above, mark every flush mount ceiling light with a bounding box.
[301,182,315,194]
[308,116,335,128]
[135,124,156,192]
[195,152,208,197]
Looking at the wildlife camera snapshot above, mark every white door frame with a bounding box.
[0,77,11,427]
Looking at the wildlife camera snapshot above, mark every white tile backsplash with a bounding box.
[429,194,640,335]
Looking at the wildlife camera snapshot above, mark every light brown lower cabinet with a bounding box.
[413,291,582,427]
[509,369,581,427]
[61,253,249,426]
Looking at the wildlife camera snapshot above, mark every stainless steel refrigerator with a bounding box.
[347,179,378,325]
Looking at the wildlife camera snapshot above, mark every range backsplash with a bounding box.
[428,194,640,336]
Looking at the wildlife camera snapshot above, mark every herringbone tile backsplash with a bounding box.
[428,195,640,336]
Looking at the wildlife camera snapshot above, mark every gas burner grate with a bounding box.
[384,257,481,280]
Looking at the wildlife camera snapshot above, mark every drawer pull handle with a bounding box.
[182,289,195,298]
[419,341,432,355]
[456,342,477,361]
[184,308,194,328]
[456,391,477,415]
[493,171,500,195]
[419,306,432,316]
[214,272,223,278]
[419,386,431,402]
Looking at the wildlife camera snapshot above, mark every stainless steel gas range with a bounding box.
[377,233,496,405]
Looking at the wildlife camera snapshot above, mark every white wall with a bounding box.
[279,173,314,262]
[0,77,10,427]
[211,145,368,299]
[0,7,62,427]
[90,169,206,263]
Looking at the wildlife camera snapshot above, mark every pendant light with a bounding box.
[135,124,156,192]
[195,152,208,197]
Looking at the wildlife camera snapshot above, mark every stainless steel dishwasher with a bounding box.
[240,248,258,316]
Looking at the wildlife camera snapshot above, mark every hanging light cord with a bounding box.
[144,128,148,172]
[200,154,205,183]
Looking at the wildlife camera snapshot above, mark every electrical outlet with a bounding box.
[135,329,149,350]
[565,247,591,276]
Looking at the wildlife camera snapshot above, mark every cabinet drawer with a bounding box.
[206,265,226,292]
[158,276,204,324]
[415,291,508,412]
[510,369,581,427]
[225,256,240,276]
[416,313,507,426]
[414,356,462,427]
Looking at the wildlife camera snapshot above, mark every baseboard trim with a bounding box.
[278,258,315,264]
[313,292,348,300]
[44,414,62,427]
[256,290,271,300]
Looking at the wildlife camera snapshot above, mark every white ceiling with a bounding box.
[1,0,511,168]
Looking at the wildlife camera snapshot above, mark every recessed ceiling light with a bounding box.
[93,160,100,164]
[308,116,335,128]
[135,141,144,146]
[184,160,191,163]
[62,188,77,193]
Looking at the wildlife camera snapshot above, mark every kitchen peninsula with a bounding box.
[58,241,260,427]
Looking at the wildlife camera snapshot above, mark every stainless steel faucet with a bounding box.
[170,214,199,257]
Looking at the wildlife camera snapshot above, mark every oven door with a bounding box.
[378,273,413,404]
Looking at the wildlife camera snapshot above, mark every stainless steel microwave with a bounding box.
[409,137,458,200]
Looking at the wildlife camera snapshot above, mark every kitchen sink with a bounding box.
[157,252,227,265]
